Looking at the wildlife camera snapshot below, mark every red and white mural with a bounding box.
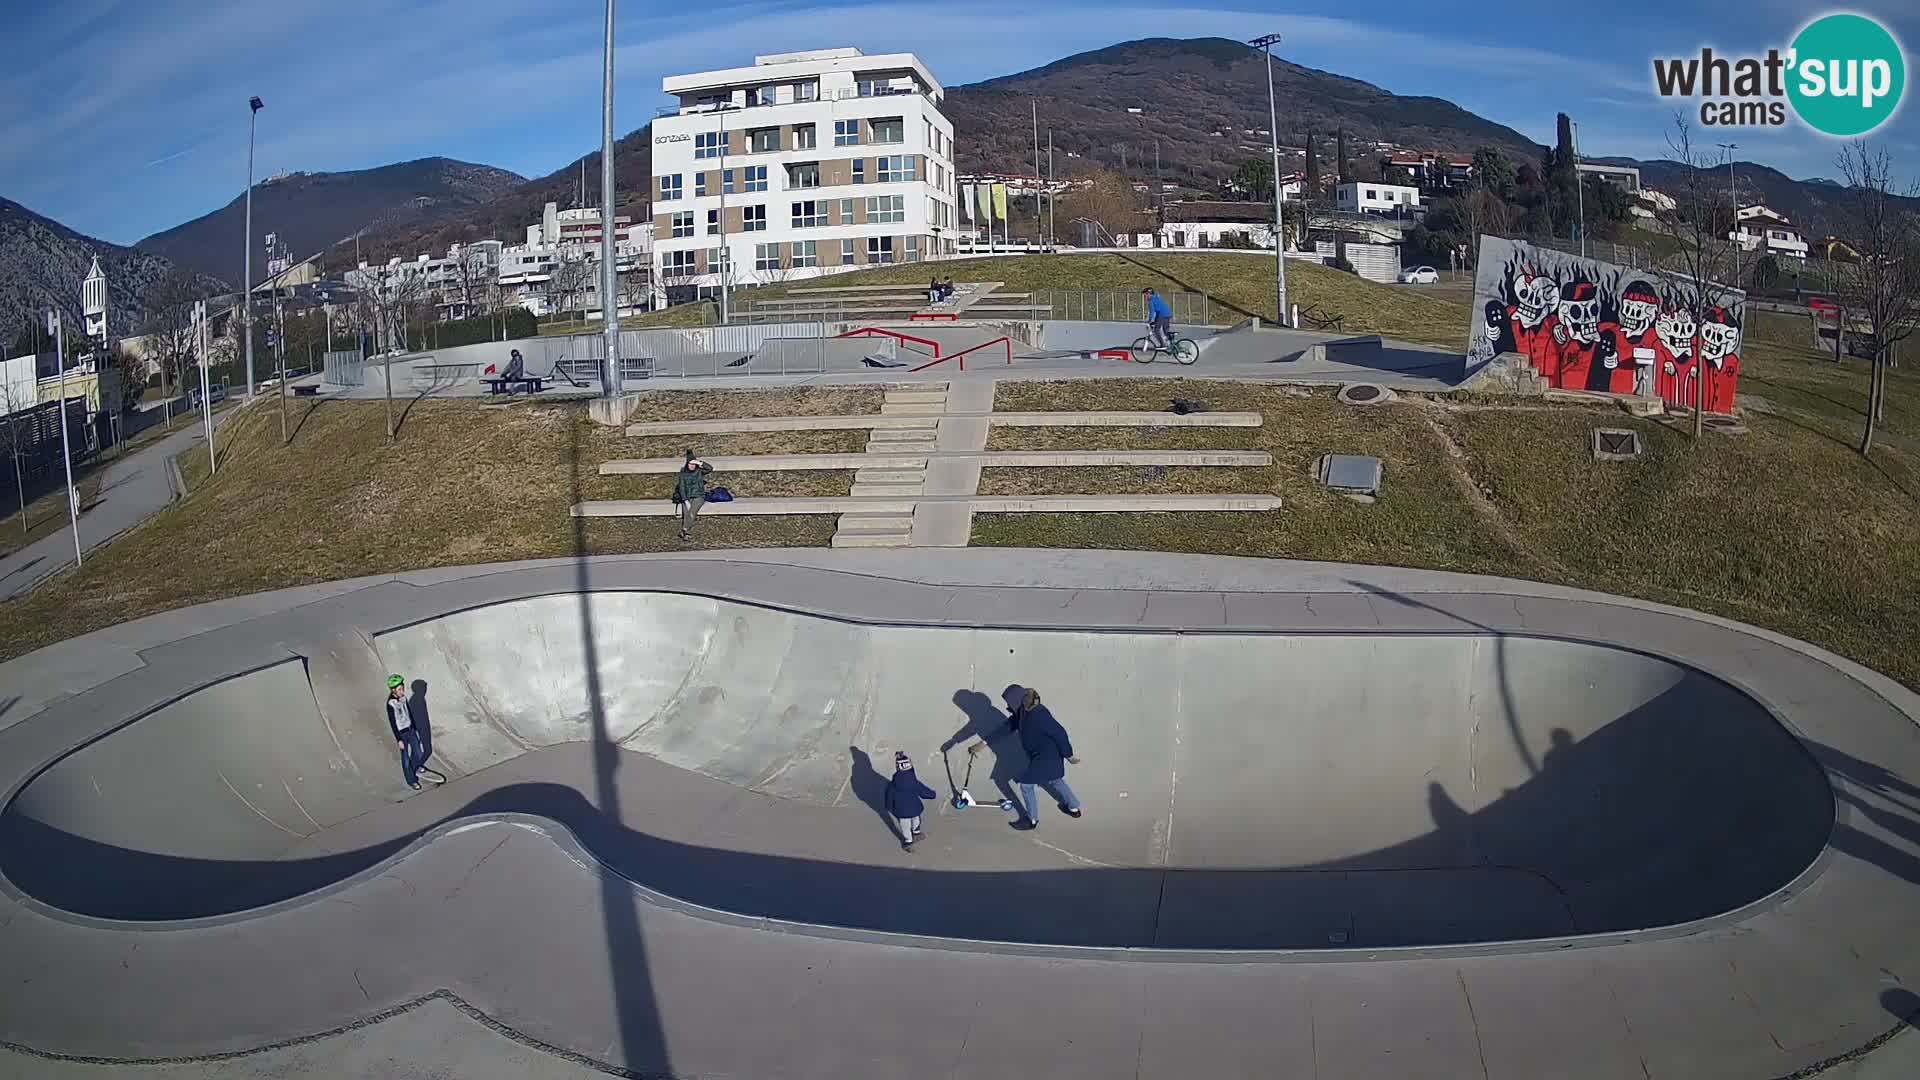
[1467,237,1743,413]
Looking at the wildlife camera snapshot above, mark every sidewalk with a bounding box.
[0,415,222,601]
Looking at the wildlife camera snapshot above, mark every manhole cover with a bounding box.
[1336,383,1396,407]
[1592,428,1643,461]
[1316,454,1382,495]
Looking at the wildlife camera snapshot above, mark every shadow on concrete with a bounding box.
[1885,987,1919,1033]
[943,690,1021,807]
[562,408,668,1074]
[846,745,901,842]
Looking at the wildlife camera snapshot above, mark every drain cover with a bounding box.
[1317,454,1382,495]
[1336,383,1396,406]
[1592,428,1643,461]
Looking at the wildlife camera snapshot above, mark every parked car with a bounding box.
[1398,266,1439,284]
[1807,297,1839,319]
[188,383,227,409]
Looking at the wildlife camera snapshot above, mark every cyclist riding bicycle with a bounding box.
[1143,287,1174,348]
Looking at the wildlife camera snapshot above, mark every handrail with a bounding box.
[836,326,940,357]
[910,335,1011,372]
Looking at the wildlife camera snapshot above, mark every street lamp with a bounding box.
[1716,141,1740,284]
[243,95,263,399]
[1249,33,1290,327]
[599,0,622,398]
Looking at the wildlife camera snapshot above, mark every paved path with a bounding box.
[1,550,1918,1077]
[0,415,222,600]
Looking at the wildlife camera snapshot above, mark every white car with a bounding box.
[1398,266,1439,284]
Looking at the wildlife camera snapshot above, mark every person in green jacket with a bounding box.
[672,449,713,541]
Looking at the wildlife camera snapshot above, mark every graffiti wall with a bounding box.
[1467,236,1745,413]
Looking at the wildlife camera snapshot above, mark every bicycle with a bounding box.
[1129,328,1199,365]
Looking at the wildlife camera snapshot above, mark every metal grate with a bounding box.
[1591,428,1643,461]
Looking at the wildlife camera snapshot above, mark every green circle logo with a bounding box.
[1789,13,1906,136]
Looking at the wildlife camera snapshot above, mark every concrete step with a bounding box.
[853,468,929,485]
[880,402,946,416]
[868,428,939,444]
[883,390,949,405]
[848,483,925,499]
[835,513,916,533]
[831,531,916,548]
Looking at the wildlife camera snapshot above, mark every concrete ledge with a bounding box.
[628,411,1264,437]
[571,493,1281,517]
[600,450,1273,474]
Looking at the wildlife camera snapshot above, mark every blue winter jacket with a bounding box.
[1146,292,1173,321]
[1011,704,1074,783]
[885,769,937,819]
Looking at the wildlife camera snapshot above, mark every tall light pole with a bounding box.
[1571,119,1586,258]
[1250,33,1290,327]
[47,311,81,566]
[1717,141,1741,285]
[718,102,730,323]
[599,0,622,398]
[243,95,262,399]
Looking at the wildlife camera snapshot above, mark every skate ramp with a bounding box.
[0,592,1832,944]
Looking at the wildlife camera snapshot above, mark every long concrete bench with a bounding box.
[571,493,1282,517]
[627,411,1263,437]
[600,450,1274,474]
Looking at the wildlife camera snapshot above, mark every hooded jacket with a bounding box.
[885,767,937,819]
[1011,703,1074,783]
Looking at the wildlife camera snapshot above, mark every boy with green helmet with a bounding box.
[385,674,425,791]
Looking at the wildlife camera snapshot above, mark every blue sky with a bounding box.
[2,0,1915,245]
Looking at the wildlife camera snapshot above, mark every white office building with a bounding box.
[650,48,958,301]
[1336,181,1422,216]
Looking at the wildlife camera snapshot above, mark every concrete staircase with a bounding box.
[832,384,943,548]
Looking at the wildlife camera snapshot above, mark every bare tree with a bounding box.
[365,265,428,441]
[1657,115,1742,441]
[451,247,495,324]
[0,374,32,534]
[139,271,200,396]
[1831,141,1920,455]
[545,255,594,322]
[618,267,652,317]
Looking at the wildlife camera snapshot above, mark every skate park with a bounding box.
[1,549,1918,1078]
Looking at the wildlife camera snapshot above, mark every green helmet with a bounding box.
[387,674,405,690]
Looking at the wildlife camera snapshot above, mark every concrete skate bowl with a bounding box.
[0,591,1834,951]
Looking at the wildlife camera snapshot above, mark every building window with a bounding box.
[853,159,865,184]
[743,205,767,231]
[877,155,915,182]
[749,127,779,153]
[659,174,682,201]
[790,240,818,268]
[792,200,827,228]
[834,119,859,146]
[742,165,768,192]
[839,198,856,224]
[755,243,784,272]
[904,236,920,263]
[925,119,934,147]
[694,132,724,160]
[707,209,720,235]
[867,236,895,263]
[795,80,818,102]
[722,169,734,195]
[795,124,816,150]
[695,173,707,197]
[871,117,904,144]
[857,79,886,97]
[842,238,856,263]
[788,162,820,189]
[867,194,904,224]
[670,212,694,238]
[663,250,697,277]
[707,246,731,273]
[746,85,773,107]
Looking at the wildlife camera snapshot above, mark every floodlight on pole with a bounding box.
[47,310,81,566]
[1717,142,1740,283]
[1249,33,1290,327]
[243,95,263,399]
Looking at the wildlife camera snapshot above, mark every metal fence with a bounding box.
[1031,289,1211,326]
[554,323,831,380]
[1521,236,1660,270]
[323,350,365,387]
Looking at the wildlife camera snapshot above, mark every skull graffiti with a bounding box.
[1656,307,1696,359]
[1699,306,1739,367]
[1513,273,1557,327]
[1619,281,1660,338]
[1557,281,1601,344]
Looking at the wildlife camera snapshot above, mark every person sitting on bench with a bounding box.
[503,349,525,380]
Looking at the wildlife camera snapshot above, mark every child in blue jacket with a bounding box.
[885,751,937,851]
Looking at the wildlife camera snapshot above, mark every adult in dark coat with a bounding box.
[971,687,1082,831]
